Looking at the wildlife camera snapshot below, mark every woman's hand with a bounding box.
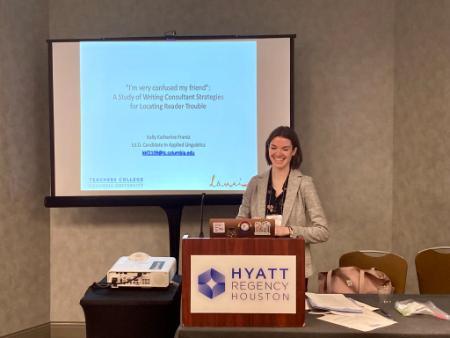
[275,226,292,237]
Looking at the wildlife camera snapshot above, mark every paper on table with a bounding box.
[318,308,397,332]
[305,299,311,311]
[351,299,379,311]
[305,293,363,313]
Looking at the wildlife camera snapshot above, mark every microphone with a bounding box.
[199,193,206,238]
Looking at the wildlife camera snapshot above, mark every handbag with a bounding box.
[318,266,392,294]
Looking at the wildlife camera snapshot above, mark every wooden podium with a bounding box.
[182,237,305,327]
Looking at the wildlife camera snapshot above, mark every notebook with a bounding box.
[209,218,276,238]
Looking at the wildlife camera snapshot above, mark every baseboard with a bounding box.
[1,324,50,338]
[2,323,85,338]
[50,323,85,338]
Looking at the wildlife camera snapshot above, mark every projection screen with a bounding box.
[48,35,294,202]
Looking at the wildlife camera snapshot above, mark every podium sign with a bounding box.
[182,237,305,327]
[191,254,297,314]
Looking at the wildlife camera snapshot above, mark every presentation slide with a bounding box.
[51,37,291,196]
[79,41,256,191]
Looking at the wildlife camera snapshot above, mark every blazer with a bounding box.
[237,168,329,277]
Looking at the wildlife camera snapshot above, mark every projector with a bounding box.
[107,252,176,288]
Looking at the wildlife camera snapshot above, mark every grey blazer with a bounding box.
[237,169,329,277]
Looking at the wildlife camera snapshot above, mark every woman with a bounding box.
[238,126,329,281]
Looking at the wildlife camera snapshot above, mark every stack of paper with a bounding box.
[305,293,397,332]
[305,292,363,313]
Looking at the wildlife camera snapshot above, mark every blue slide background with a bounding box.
[80,41,256,191]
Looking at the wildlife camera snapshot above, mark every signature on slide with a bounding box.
[209,175,247,188]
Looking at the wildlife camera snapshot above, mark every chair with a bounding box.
[415,246,450,294]
[339,250,407,294]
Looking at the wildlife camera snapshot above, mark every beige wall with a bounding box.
[394,0,450,295]
[1,0,449,333]
[0,0,50,336]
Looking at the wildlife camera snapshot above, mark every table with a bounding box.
[176,294,450,338]
[80,277,181,338]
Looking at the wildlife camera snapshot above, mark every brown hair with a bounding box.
[265,126,302,169]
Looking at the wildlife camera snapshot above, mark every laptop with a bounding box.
[209,218,276,238]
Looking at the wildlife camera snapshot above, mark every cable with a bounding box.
[91,273,143,289]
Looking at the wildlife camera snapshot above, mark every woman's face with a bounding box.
[268,136,297,170]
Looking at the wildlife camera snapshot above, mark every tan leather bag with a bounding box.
[318,266,392,294]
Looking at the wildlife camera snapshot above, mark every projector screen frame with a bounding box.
[45,33,295,208]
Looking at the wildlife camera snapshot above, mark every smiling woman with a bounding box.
[237,126,329,282]
[268,136,297,176]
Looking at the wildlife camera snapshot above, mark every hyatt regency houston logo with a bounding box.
[191,256,296,314]
[198,268,225,299]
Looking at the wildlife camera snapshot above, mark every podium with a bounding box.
[182,237,305,327]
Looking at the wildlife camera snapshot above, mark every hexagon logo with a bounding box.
[198,268,225,299]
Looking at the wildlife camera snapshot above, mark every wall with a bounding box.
[0,0,50,336]
[394,0,450,292]
[48,0,395,322]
